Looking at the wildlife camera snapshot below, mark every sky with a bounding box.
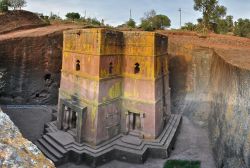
[24,0,250,28]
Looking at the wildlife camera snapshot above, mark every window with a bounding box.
[76,60,80,71]
[134,63,140,74]
[44,73,51,81]
[109,62,113,74]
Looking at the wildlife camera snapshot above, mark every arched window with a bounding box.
[134,63,140,74]
[109,62,113,74]
[76,60,80,71]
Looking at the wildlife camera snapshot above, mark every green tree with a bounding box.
[0,0,9,12]
[194,0,226,28]
[215,15,234,34]
[225,15,234,32]
[49,12,61,20]
[154,15,171,29]
[89,18,101,26]
[140,10,171,31]
[66,12,81,21]
[181,22,197,31]
[126,18,136,28]
[8,0,26,10]
[234,18,250,37]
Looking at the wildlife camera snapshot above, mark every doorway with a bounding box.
[128,112,141,132]
[63,106,78,135]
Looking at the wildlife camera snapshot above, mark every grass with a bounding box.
[164,160,201,168]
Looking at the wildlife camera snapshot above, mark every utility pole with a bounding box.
[130,9,132,20]
[178,8,182,28]
[84,10,86,19]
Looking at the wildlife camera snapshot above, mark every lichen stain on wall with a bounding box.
[108,81,122,99]
[91,106,97,131]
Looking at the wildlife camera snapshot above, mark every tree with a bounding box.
[181,22,197,31]
[89,18,101,26]
[153,15,171,29]
[140,10,171,31]
[0,0,9,12]
[215,15,234,34]
[126,18,136,28]
[234,18,250,38]
[8,0,26,10]
[225,15,234,32]
[194,0,226,29]
[66,12,80,21]
[49,12,61,20]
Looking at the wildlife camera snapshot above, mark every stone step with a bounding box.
[46,123,57,132]
[158,117,177,144]
[64,116,179,155]
[43,135,67,154]
[128,130,141,137]
[63,133,122,149]
[157,115,175,140]
[148,115,179,146]
[67,129,77,137]
[38,138,63,159]
[35,141,59,164]
[45,127,52,134]
[52,112,57,121]
[39,114,181,166]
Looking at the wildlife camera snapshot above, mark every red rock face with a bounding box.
[0,32,63,104]
[0,10,47,34]
[167,32,250,168]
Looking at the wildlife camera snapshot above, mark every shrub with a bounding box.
[164,160,201,168]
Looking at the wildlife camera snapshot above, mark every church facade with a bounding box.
[57,28,171,145]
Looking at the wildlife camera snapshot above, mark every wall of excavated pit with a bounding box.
[209,53,250,168]
[0,32,63,105]
[168,41,250,168]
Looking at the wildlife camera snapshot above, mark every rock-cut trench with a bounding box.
[0,29,249,168]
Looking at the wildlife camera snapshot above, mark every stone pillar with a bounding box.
[57,100,64,130]
[75,111,83,143]
[140,113,145,139]
[69,110,74,129]
[63,107,70,130]
[125,112,130,134]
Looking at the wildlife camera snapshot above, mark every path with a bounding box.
[0,24,80,41]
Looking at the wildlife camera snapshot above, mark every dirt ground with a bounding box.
[0,24,80,41]
[1,105,52,142]
[1,105,216,168]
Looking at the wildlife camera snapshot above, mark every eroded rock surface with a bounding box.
[0,10,47,35]
[0,25,79,105]
[165,31,250,168]
[0,107,55,167]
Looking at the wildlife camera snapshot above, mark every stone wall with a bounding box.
[0,32,63,105]
[168,40,250,168]
[209,53,250,168]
